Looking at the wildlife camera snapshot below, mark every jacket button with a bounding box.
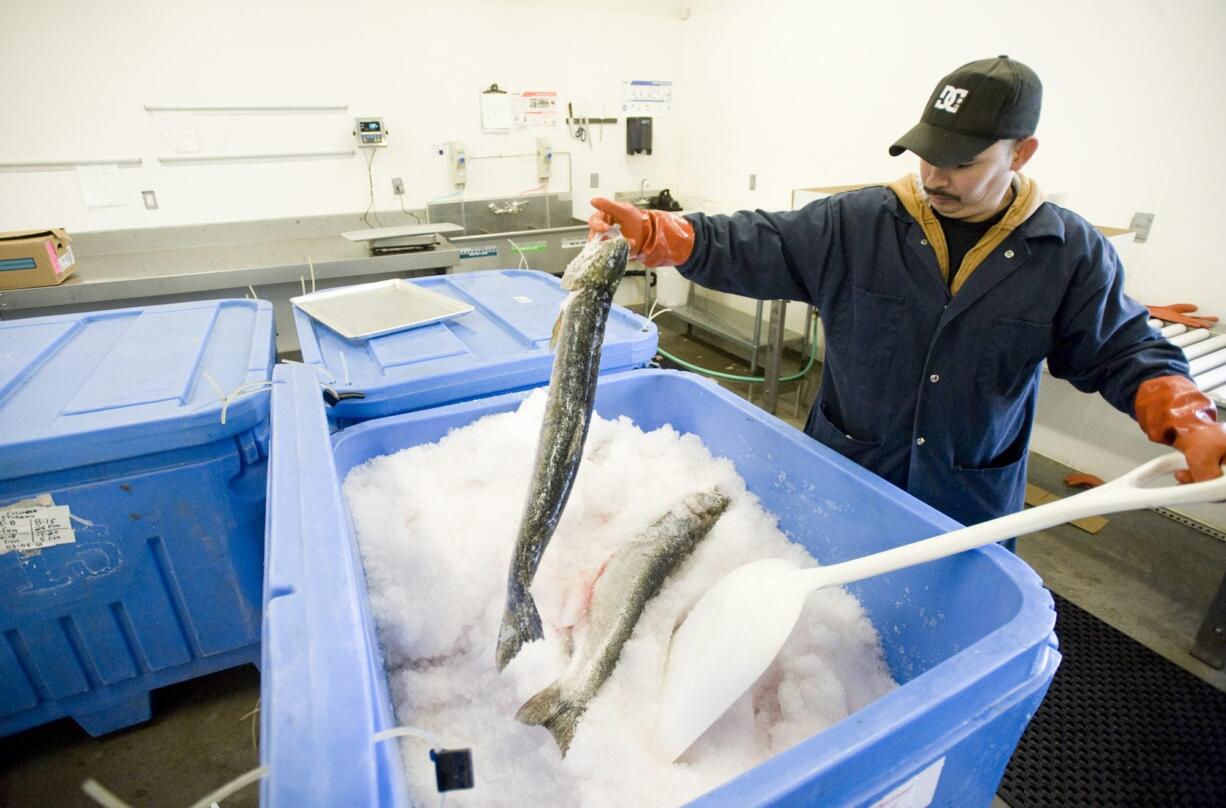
[1004,249,1015,258]
[930,374,940,383]
[916,437,926,446]
[920,239,928,246]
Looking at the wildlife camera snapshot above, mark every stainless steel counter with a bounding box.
[0,214,460,355]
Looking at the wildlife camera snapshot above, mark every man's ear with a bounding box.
[1011,137,1039,170]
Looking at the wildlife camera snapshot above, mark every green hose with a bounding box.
[655,319,820,384]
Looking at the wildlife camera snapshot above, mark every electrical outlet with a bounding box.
[391,177,405,195]
[749,174,757,191]
[142,190,158,210]
[590,172,599,189]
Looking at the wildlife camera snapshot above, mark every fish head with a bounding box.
[682,490,730,519]
[561,228,630,294]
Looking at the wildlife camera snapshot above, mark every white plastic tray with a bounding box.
[291,279,473,339]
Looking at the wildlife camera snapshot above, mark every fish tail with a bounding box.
[515,683,585,755]
[495,588,543,671]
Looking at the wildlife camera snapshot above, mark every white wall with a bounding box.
[676,0,1226,314]
[4,0,1222,310]
[0,0,686,233]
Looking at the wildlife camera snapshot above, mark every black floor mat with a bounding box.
[999,593,1226,806]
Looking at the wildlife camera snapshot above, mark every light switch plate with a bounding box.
[1130,212,1155,242]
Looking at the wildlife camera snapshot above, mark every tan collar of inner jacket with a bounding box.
[887,172,1045,295]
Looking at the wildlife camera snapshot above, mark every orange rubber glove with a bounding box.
[587,197,695,268]
[1146,303,1219,330]
[1135,375,1226,483]
[1063,472,1105,489]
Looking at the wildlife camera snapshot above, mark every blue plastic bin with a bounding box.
[0,300,275,737]
[263,363,1059,807]
[292,269,657,423]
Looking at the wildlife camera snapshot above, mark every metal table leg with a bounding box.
[749,300,764,375]
[1191,569,1226,669]
[762,300,787,414]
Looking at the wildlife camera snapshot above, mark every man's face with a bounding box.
[919,138,1038,221]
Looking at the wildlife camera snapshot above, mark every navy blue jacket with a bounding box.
[677,183,1189,526]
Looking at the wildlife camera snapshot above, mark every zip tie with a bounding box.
[307,255,316,293]
[219,381,276,425]
[373,725,443,749]
[200,370,227,400]
[184,765,269,808]
[280,359,338,385]
[81,779,132,808]
[239,697,261,752]
[248,285,258,300]
[196,373,277,424]
[647,297,673,322]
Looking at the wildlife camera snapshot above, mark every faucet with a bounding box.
[489,200,530,215]
[634,179,651,206]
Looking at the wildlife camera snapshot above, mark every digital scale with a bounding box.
[341,223,465,255]
[353,117,388,147]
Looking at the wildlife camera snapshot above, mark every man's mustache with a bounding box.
[924,186,960,202]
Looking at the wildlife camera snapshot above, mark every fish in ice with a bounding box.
[495,232,631,671]
[515,490,731,753]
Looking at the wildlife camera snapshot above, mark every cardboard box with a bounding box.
[0,229,76,291]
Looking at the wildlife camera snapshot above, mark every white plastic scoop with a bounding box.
[655,453,1226,761]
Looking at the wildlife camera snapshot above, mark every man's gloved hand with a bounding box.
[1135,375,1226,483]
[1146,303,1219,330]
[587,197,695,268]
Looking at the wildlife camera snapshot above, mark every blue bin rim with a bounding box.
[292,269,658,420]
[328,367,1059,786]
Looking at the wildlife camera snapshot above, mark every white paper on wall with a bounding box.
[76,163,125,207]
[481,91,513,132]
[621,80,672,116]
[513,90,558,128]
[154,111,202,153]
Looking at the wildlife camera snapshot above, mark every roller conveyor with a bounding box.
[1153,318,1226,407]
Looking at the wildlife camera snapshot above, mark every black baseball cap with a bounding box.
[889,55,1042,167]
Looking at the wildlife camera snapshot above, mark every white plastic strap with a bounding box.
[184,766,269,808]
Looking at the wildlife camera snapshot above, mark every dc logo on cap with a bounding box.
[934,85,969,113]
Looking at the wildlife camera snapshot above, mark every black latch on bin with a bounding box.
[322,389,366,406]
[430,747,475,792]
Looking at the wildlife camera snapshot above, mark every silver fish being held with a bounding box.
[495,232,632,671]
[515,490,730,754]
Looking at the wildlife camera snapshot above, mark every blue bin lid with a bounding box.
[0,299,276,480]
[293,269,658,419]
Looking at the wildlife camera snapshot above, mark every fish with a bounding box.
[495,232,631,671]
[515,490,731,754]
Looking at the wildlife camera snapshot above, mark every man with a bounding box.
[590,55,1226,530]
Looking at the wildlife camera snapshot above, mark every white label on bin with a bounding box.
[561,237,587,249]
[869,757,944,808]
[0,503,77,553]
[513,295,533,304]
